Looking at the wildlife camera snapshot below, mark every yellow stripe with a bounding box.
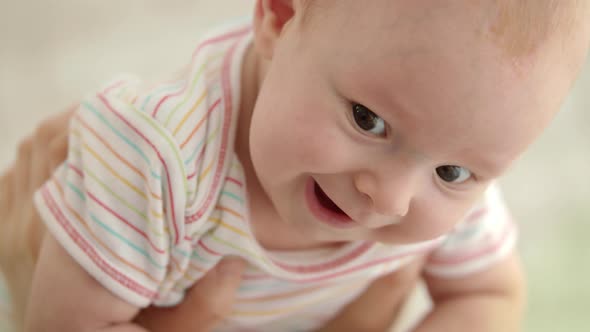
[208,218,249,237]
[216,205,244,219]
[197,159,215,183]
[236,283,327,303]
[173,89,208,135]
[82,142,148,200]
[233,281,366,317]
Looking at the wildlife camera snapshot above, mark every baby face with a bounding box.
[246,0,582,248]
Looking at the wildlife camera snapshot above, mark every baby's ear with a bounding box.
[253,0,298,59]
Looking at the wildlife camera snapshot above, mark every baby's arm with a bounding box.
[25,233,145,332]
[415,186,525,331]
[417,252,525,332]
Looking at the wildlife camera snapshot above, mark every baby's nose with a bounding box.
[355,168,419,220]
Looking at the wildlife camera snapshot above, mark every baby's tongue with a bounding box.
[314,182,345,215]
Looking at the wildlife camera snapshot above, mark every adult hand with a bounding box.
[319,258,425,332]
[0,108,74,331]
[134,257,246,331]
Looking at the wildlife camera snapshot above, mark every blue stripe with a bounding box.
[88,213,166,270]
[221,191,244,204]
[81,101,161,180]
[66,181,86,201]
[140,81,186,111]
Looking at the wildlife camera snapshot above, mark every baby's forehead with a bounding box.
[305,0,586,59]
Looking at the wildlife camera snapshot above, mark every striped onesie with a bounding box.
[33,20,517,331]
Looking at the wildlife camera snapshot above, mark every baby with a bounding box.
[9,0,590,331]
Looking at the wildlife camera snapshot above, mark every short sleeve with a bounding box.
[424,184,517,278]
[34,79,188,307]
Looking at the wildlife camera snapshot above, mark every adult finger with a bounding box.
[13,136,33,203]
[0,167,14,213]
[29,110,74,190]
[0,168,15,258]
[47,130,69,172]
[186,257,247,324]
[135,257,246,332]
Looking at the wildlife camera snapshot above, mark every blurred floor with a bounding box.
[0,1,589,331]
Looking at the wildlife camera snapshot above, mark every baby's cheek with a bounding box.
[401,199,468,242]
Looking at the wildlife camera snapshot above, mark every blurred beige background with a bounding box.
[0,1,588,331]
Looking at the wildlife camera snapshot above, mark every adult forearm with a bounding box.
[413,293,524,332]
[97,324,149,332]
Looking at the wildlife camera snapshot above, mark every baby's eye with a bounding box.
[352,103,386,137]
[435,165,472,183]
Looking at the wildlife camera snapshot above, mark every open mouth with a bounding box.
[314,182,347,216]
[305,178,355,228]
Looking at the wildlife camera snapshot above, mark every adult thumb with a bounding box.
[184,257,247,329]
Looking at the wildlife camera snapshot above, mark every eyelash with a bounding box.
[350,102,389,138]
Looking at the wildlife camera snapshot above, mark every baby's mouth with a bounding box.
[314,181,347,216]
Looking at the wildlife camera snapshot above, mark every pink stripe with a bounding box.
[187,36,241,223]
[86,191,166,255]
[96,94,181,245]
[226,177,243,187]
[191,26,252,60]
[102,79,128,95]
[68,163,83,177]
[273,243,374,274]
[186,150,207,180]
[464,208,488,224]
[292,246,435,284]
[152,87,186,117]
[198,240,221,256]
[151,25,251,117]
[427,221,515,266]
[42,187,156,299]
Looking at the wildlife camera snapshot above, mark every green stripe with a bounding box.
[220,191,243,204]
[66,181,86,201]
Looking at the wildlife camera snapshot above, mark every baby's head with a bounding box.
[242,0,590,248]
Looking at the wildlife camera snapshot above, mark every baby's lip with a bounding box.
[313,180,354,220]
[314,180,400,228]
